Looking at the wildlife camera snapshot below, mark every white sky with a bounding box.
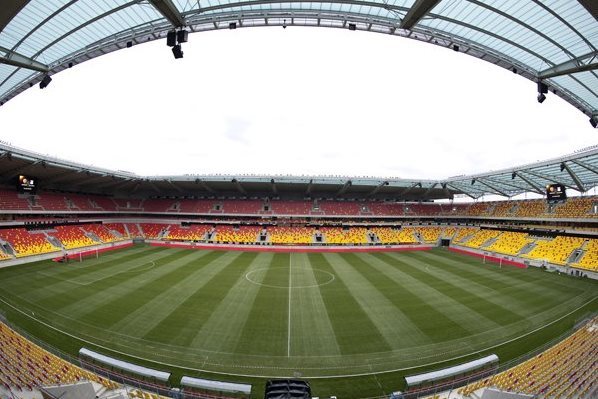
[0,27,596,182]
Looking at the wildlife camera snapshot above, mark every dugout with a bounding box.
[264,379,311,399]
[404,354,499,397]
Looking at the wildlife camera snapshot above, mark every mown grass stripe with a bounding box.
[372,252,528,326]
[419,250,585,297]
[189,252,275,353]
[389,251,556,317]
[307,253,395,354]
[168,252,259,347]
[358,252,499,333]
[0,244,154,284]
[324,254,424,349]
[289,253,342,357]
[343,253,470,341]
[141,251,248,344]
[80,250,224,330]
[110,251,227,336]
[53,249,196,319]
[234,253,290,356]
[25,247,173,302]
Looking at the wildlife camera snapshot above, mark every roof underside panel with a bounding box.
[0,0,597,118]
[551,72,598,110]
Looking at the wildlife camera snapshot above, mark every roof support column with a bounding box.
[560,162,586,192]
[335,180,352,197]
[148,0,186,27]
[400,0,441,29]
[0,46,48,72]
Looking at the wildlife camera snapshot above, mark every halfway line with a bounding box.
[287,252,292,357]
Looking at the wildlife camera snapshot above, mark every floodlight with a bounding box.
[537,93,546,103]
[39,75,52,89]
[172,44,184,59]
[452,44,459,52]
[348,23,357,31]
[229,22,237,29]
[591,117,598,129]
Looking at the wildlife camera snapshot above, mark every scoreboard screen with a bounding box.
[17,175,37,194]
[546,183,566,202]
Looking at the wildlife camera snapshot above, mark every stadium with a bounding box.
[0,1,598,399]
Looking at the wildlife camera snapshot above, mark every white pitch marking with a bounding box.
[287,252,292,358]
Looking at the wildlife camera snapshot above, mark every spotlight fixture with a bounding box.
[166,31,177,47]
[68,62,73,68]
[283,19,287,28]
[511,67,517,74]
[536,81,548,103]
[172,44,183,59]
[126,41,133,48]
[229,22,237,29]
[348,23,357,31]
[177,30,188,43]
[452,44,459,52]
[590,117,598,129]
[39,75,52,89]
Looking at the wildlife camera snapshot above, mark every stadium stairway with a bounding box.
[518,242,537,256]
[480,235,500,249]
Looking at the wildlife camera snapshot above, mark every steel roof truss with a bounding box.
[560,162,586,192]
[0,46,48,73]
[166,179,184,193]
[400,182,421,198]
[509,172,544,195]
[232,179,247,195]
[0,159,41,179]
[195,179,216,194]
[148,0,186,28]
[538,51,598,80]
[335,180,352,197]
[399,0,441,30]
[472,178,509,197]
[421,182,438,197]
[521,169,577,191]
[367,180,388,197]
[571,159,598,175]
[445,182,477,199]
[306,179,314,196]
[479,176,532,194]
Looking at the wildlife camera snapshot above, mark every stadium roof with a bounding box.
[0,1,597,122]
[1,142,597,199]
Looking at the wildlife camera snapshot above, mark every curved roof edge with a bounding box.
[0,142,597,200]
[0,1,597,122]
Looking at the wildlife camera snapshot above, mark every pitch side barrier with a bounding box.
[181,376,251,397]
[79,348,170,382]
[448,246,527,268]
[52,241,134,262]
[401,354,499,398]
[148,240,434,253]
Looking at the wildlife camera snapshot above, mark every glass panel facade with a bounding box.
[0,0,596,114]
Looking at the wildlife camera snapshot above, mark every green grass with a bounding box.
[0,244,596,398]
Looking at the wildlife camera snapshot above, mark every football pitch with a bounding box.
[0,245,596,398]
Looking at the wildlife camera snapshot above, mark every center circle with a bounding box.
[245,267,335,288]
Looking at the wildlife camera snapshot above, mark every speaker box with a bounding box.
[166,31,177,46]
[177,30,188,43]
